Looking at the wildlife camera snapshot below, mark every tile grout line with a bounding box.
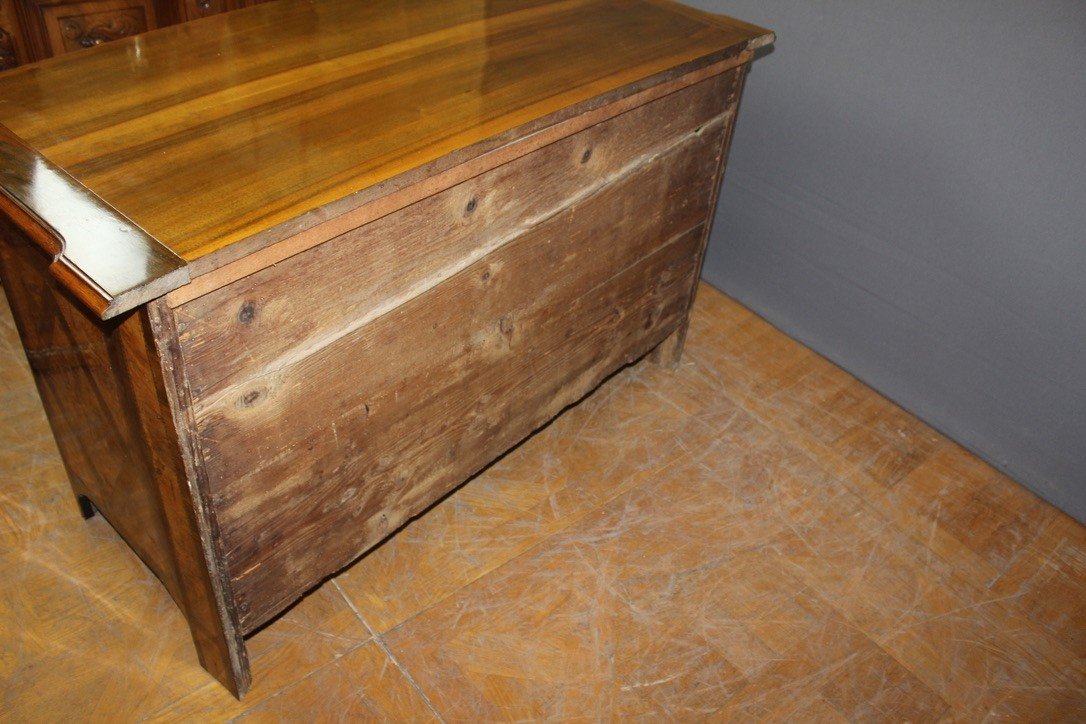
[222,642,374,724]
[331,579,446,722]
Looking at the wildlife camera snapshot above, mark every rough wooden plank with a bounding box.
[190,108,727,494]
[168,71,733,631]
[231,223,705,630]
[184,134,724,629]
[650,63,749,369]
[174,71,740,402]
[142,300,251,697]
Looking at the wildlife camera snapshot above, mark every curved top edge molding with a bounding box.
[0,124,189,320]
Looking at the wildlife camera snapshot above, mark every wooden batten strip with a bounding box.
[164,52,752,308]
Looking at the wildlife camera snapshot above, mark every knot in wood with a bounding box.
[238,301,256,324]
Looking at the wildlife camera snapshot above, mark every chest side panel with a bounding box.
[175,69,743,630]
[0,222,251,694]
[0,225,180,591]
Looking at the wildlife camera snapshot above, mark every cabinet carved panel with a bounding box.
[54,4,148,52]
[2,0,269,69]
[1,0,27,69]
[0,27,17,69]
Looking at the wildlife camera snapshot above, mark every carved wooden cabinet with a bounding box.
[0,0,26,67]
[0,0,265,68]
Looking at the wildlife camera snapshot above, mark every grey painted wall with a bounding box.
[691,0,1086,521]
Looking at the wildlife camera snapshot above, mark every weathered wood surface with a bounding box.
[173,73,738,631]
[0,0,771,281]
[174,72,739,403]
[651,64,748,369]
[143,300,250,696]
[0,223,247,695]
[228,225,704,631]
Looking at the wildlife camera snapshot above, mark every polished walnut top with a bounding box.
[0,0,771,316]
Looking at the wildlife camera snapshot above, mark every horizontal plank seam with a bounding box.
[190,111,730,419]
[165,54,749,308]
[215,219,705,515]
[227,221,704,626]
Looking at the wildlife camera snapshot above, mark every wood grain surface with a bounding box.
[3,283,1084,719]
[0,0,770,276]
[177,70,735,628]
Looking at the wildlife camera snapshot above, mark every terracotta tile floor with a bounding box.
[2,282,1084,721]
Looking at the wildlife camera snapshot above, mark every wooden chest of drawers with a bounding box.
[0,0,772,697]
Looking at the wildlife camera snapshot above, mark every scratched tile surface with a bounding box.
[1,282,1084,720]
